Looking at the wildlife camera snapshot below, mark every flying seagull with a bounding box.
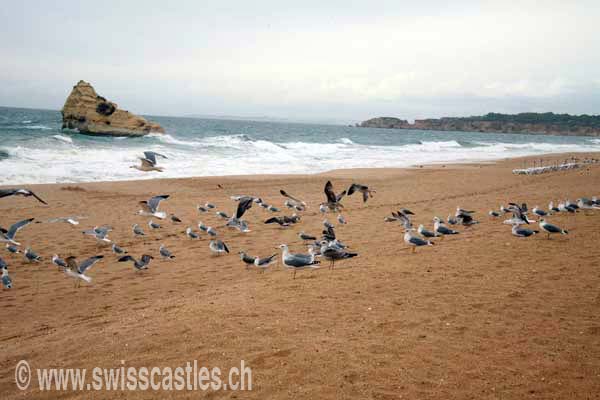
[48,216,87,225]
[321,181,346,212]
[0,188,47,204]
[539,219,568,239]
[131,151,167,172]
[0,218,34,246]
[138,195,169,219]
[82,225,112,243]
[347,183,375,203]
[119,254,153,271]
[63,255,104,287]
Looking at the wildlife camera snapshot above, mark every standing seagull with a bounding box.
[63,255,104,287]
[170,214,182,223]
[254,254,277,272]
[278,244,320,279]
[1,266,12,289]
[320,244,358,269]
[24,248,42,262]
[347,183,375,203]
[159,244,175,260]
[185,227,200,239]
[119,254,153,271]
[111,243,127,255]
[417,224,437,238]
[404,230,434,253]
[132,224,145,237]
[433,217,459,239]
[138,195,170,219]
[0,188,47,204]
[532,206,547,217]
[148,220,161,230]
[0,218,34,246]
[238,251,256,269]
[52,254,68,271]
[539,219,568,240]
[209,240,229,256]
[511,224,539,238]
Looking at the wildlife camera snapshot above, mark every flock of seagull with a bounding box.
[0,168,596,289]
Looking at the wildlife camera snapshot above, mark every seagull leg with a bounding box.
[411,246,416,254]
[293,270,296,279]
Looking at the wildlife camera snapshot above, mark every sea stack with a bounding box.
[61,80,164,137]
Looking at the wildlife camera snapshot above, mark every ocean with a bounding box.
[1,106,599,185]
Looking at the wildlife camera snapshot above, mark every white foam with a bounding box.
[52,134,74,144]
[23,125,52,130]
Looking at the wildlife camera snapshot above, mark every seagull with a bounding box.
[433,217,459,239]
[320,243,357,269]
[299,232,317,241]
[417,224,437,238]
[215,211,230,219]
[205,203,216,209]
[0,188,47,204]
[2,266,12,289]
[170,214,182,223]
[539,219,568,239]
[52,254,68,270]
[404,229,434,253]
[159,244,175,259]
[506,203,530,225]
[532,206,547,217]
[198,222,208,232]
[267,205,280,213]
[119,254,153,271]
[264,216,292,227]
[24,247,42,262]
[558,202,576,213]
[63,255,104,287]
[323,219,335,229]
[447,215,458,225]
[82,225,112,243]
[390,211,412,229]
[511,224,539,238]
[131,151,167,172]
[488,210,500,217]
[280,190,307,210]
[209,239,229,255]
[0,218,34,246]
[197,205,208,213]
[238,251,256,269]
[5,244,20,254]
[455,207,478,226]
[347,183,375,203]
[577,198,599,211]
[500,205,511,214]
[148,220,161,230]
[254,254,277,272]
[138,195,169,219]
[48,216,86,225]
[319,204,327,213]
[186,227,200,239]
[226,218,251,233]
[548,201,560,214]
[206,227,218,237]
[337,214,347,225]
[321,181,346,212]
[278,244,320,279]
[132,224,145,236]
[111,243,127,254]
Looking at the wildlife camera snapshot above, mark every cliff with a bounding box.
[61,80,164,137]
[359,113,600,137]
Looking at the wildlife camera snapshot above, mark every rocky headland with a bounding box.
[61,80,164,137]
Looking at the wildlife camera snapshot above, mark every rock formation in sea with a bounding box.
[61,80,164,136]
[358,113,600,137]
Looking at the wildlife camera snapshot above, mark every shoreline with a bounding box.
[2,151,599,189]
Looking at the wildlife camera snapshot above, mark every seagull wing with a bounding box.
[324,181,337,203]
[335,190,347,202]
[148,195,170,212]
[77,255,104,274]
[7,218,34,240]
[222,242,230,253]
[236,197,253,219]
[144,151,167,164]
[118,255,136,263]
[0,189,18,199]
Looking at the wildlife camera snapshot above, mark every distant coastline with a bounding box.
[358,112,600,137]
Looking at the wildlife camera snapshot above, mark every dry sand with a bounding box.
[1,153,600,399]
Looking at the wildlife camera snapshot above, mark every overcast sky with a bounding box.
[1,0,599,123]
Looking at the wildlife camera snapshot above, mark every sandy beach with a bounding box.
[1,152,600,399]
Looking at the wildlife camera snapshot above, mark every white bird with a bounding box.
[111,243,127,255]
[132,224,145,236]
[337,214,347,225]
[404,230,434,253]
[417,224,437,238]
[131,151,167,172]
[186,227,200,239]
[24,247,42,262]
[209,240,229,255]
[82,225,112,243]
[2,266,12,289]
[148,220,161,229]
[52,254,68,270]
[0,218,34,246]
[539,219,568,240]
[48,216,86,225]
[159,244,175,259]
